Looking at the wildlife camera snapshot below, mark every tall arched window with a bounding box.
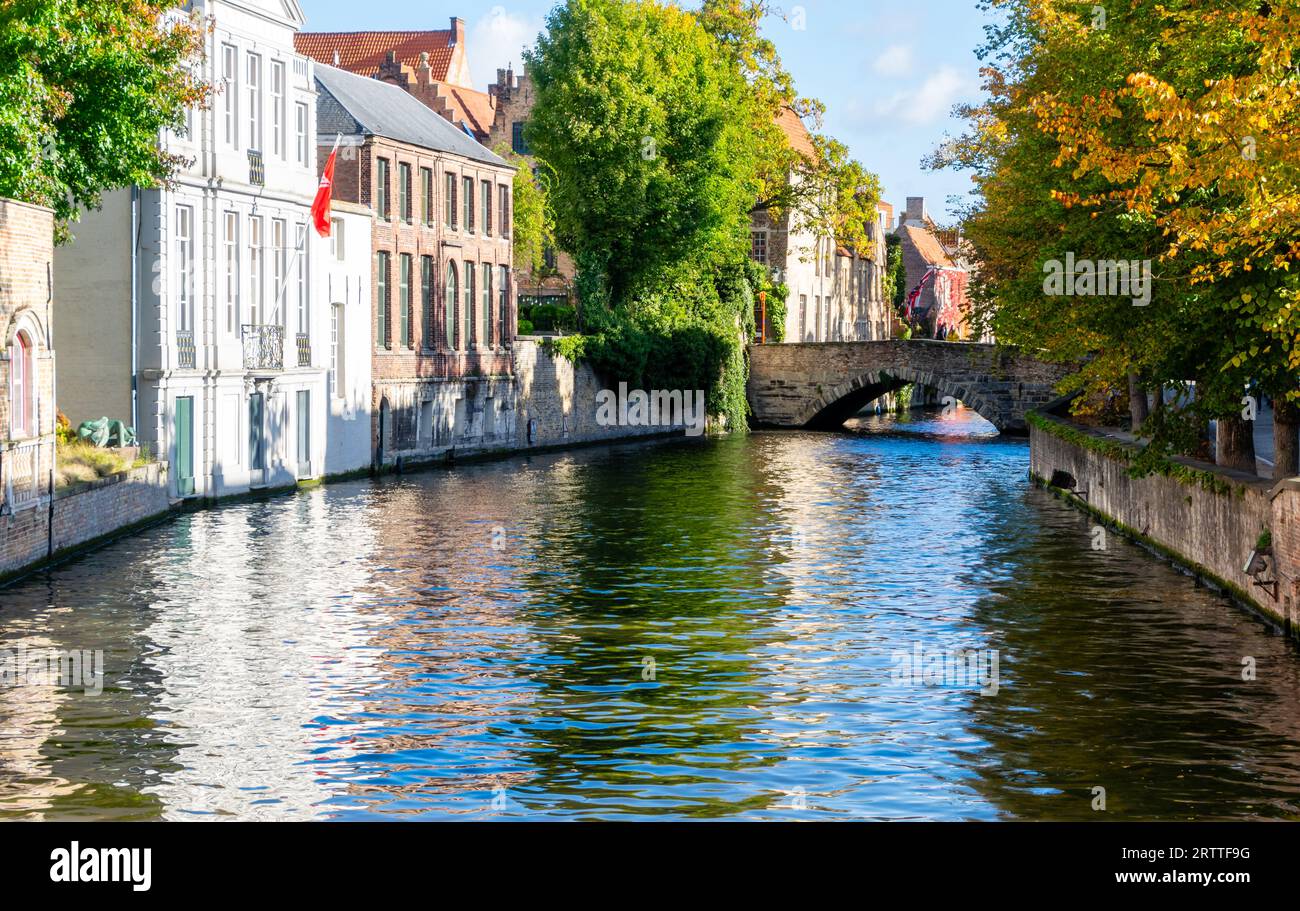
[444,261,458,348]
[9,330,33,438]
[463,261,475,350]
[482,263,492,348]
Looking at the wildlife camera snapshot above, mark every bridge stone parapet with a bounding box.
[747,340,1071,434]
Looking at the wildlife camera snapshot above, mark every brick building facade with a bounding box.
[0,198,56,523]
[315,63,517,465]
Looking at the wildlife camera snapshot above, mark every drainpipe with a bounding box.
[46,259,55,560]
[131,185,140,431]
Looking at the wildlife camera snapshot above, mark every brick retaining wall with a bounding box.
[1,461,173,582]
[1031,415,1300,632]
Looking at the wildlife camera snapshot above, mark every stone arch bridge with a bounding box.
[747,340,1072,435]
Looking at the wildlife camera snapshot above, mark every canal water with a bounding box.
[3,409,1300,821]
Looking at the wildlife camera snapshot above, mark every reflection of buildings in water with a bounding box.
[326,479,542,817]
[142,489,386,820]
[0,634,81,819]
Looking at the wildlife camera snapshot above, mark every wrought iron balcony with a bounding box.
[242,324,284,373]
[177,331,197,369]
[296,333,311,367]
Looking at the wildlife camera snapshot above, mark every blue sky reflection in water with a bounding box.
[2,409,1300,820]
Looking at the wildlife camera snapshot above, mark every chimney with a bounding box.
[449,16,464,48]
[905,196,927,225]
[332,49,339,67]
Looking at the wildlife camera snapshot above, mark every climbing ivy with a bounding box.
[1028,412,1241,497]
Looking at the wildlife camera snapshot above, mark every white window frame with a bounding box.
[223,211,239,334]
[8,330,34,439]
[271,60,285,158]
[246,52,262,152]
[248,215,263,326]
[222,44,238,147]
[295,223,308,336]
[295,102,308,166]
[175,205,194,334]
[272,218,286,324]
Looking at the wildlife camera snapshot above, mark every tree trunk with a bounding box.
[1216,414,1258,474]
[1128,371,1149,432]
[1274,398,1300,480]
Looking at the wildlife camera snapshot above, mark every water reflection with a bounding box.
[2,408,1299,820]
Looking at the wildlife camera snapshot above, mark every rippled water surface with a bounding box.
[3,410,1300,821]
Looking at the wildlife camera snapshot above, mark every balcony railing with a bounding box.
[242,324,284,373]
[177,331,196,369]
[2,439,50,513]
[296,333,311,367]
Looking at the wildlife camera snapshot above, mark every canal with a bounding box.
[3,409,1300,821]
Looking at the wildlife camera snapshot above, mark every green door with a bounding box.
[296,389,311,478]
[175,396,194,496]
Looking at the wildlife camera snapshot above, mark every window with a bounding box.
[499,265,510,343]
[246,53,262,151]
[8,331,32,438]
[511,121,529,154]
[462,176,474,233]
[222,44,238,146]
[421,256,435,348]
[499,184,510,237]
[445,172,457,228]
[248,393,265,472]
[544,245,557,271]
[271,60,285,158]
[248,215,263,326]
[376,158,390,221]
[295,102,308,166]
[398,162,411,223]
[295,224,308,336]
[482,179,492,235]
[463,260,475,349]
[331,303,345,397]
[296,389,311,477]
[330,217,344,261]
[751,231,768,265]
[272,219,286,323]
[482,263,492,347]
[399,253,412,348]
[175,205,194,334]
[445,261,458,347]
[421,167,433,225]
[376,251,390,348]
[223,212,239,334]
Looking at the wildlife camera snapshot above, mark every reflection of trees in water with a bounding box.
[502,438,801,817]
[957,488,1300,820]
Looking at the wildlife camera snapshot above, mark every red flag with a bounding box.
[311,145,337,238]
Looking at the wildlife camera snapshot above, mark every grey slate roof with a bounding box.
[314,63,511,169]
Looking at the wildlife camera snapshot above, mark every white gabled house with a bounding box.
[55,0,345,498]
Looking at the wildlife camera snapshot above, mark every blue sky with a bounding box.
[299,1,995,223]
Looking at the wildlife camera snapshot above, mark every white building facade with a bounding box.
[320,201,373,477]
[56,0,335,498]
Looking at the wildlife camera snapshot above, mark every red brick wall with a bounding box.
[0,197,55,441]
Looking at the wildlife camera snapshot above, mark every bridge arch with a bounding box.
[746,340,1071,436]
[800,366,1003,431]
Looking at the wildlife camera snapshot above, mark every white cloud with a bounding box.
[872,67,976,126]
[873,44,914,76]
[467,8,543,91]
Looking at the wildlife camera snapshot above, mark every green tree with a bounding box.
[0,0,206,235]
[934,0,1288,471]
[525,0,758,302]
[494,145,555,276]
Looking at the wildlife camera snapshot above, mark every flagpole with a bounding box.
[271,134,341,327]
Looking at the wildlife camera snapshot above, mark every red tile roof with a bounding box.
[295,31,456,82]
[777,106,817,161]
[446,85,495,140]
[900,224,955,268]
